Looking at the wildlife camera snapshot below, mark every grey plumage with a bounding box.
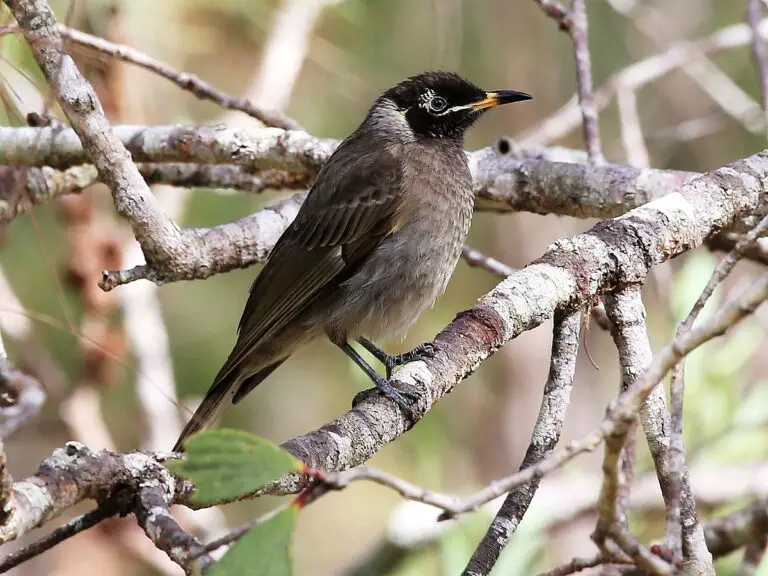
[173,71,532,451]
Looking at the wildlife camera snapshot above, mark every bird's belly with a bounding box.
[326,213,468,342]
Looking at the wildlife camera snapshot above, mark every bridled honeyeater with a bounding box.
[173,71,532,451]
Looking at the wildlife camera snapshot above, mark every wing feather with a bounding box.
[214,134,405,386]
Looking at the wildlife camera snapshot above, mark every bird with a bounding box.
[173,71,532,451]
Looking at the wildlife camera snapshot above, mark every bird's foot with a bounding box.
[382,343,437,379]
[357,338,437,378]
[352,373,419,420]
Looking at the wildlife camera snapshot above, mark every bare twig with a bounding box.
[463,310,580,575]
[535,554,607,576]
[461,245,515,277]
[187,501,295,561]
[0,23,301,130]
[0,507,115,573]
[532,0,604,162]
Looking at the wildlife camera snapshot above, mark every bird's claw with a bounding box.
[352,375,419,421]
[384,342,437,378]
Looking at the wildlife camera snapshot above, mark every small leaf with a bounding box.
[208,507,297,576]
[167,429,301,504]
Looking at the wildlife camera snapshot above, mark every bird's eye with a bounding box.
[429,96,448,113]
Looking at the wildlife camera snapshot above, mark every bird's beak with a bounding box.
[470,90,533,111]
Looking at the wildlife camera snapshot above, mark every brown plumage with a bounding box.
[173,71,532,451]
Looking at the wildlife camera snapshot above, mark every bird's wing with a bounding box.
[217,136,406,385]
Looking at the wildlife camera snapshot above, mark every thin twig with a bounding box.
[569,0,603,163]
[0,23,301,130]
[0,507,115,573]
[536,554,603,576]
[187,500,295,560]
[665,362,685,563]
[532,0,604,162]
[461,245,515,277]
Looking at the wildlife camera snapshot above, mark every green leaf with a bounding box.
[208,507,297,576]
[167,429,302,504]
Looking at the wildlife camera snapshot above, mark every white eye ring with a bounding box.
[429,96,448,113]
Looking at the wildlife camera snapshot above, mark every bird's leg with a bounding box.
[334,340,416,414]
[357,337,436,379]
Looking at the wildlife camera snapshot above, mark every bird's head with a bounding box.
[373,70,532,141]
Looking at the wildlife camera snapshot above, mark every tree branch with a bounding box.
[258,150,768,497]
[463,310,580,575]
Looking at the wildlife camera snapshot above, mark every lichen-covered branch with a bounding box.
[0,442,189,544]
[0,125,699,289]
[605,287,713,574]
[264,150,768,496]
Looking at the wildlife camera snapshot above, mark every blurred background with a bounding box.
[0,0,767,574]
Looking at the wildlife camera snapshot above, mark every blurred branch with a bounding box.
[617,87,649,167]
[463,310,580,575]
[237,0,339,114]
[707,232,768,266]
[748,0,768,133]
[521,17,768,147]
[0,23,301,130]
[705,498,768,558]
[460,245,515,277]
[612,1,765,137]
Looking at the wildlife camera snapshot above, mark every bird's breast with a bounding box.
[328,149,474,342]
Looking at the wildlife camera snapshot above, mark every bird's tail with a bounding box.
[172,372,237,452]
[172,360,285,452]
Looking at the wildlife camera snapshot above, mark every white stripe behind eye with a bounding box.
[434,103,472,116]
